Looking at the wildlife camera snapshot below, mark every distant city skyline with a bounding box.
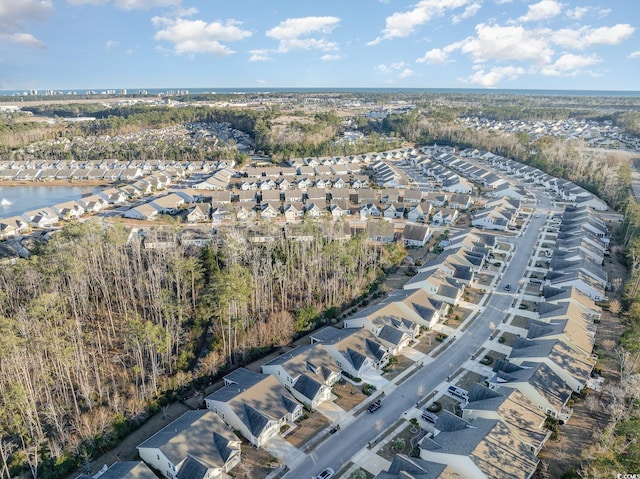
[0,0,638,91]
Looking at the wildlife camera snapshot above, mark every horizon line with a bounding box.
[2,86,640,94]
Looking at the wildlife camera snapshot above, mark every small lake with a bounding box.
[0,185,100,219]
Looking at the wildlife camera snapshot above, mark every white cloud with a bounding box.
[0,0,53,22]
[464,65,525,87]
[105,39,118,49]
[321,53,342,61]
[629,51,640,59]
[391,61,409,70]
[249,49,271,62]
[0,32,45,48]
[67,0,109,5]
[452,3,481,24]
[115,0,181,9]
[460,23,554,65]
[0,0,52,48]
[417,47,449,64]
[68,0,183,9]
[420,17,633,87]
[376,62,415,80]
[551,24,634,50]
[565,6,610,19]
[266,16,340,53]
[565,6,588,19]
[540,52,600,75]
[399,68,415,78]
[518,0,563,23]
[152,16,251,56]
[369,0,471,44]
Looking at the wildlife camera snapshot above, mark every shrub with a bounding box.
[342,371,362,382]
[349,469,367,479]
[362,383,377,395]
[435,333,448,342]
[480,355,493,366]
[391,438,406,452]
[427,401,442,412]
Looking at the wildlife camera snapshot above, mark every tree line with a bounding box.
[0,219,400,478]
[382,109,632,210]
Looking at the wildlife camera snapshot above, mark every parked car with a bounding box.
[422,410,438,423]
[367,400,382,413]
[317,468,335,479]
[448,385,469,400]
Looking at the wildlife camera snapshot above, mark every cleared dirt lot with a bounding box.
[333,380,369,411]
[285,411,331,449]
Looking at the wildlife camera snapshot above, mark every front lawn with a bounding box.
[333,380,368,411]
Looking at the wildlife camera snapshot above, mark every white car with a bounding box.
[317,468,335,479]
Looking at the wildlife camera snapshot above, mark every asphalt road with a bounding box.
[288,190,552,479]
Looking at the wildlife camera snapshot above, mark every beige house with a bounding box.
[205,368,303,448]
[419,411,538,479]
[137,410,240,479]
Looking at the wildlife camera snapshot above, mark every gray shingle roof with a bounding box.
[137,411,238,471]
[244,404,270,436]
[467,383,502,403]
[293,373,323,401]
[435,410,470,432]
[86,462,157,479]
[346,347,367,370]
[176,456,209,479]
[374,454,450,479]
[378,325,407,346]
[366,338,387,361]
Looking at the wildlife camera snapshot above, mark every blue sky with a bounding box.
[0,0,637,91]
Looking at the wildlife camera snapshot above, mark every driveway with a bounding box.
[285,190,552,479]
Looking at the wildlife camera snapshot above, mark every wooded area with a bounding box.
[0,220,398,478]
[2,92,640,477]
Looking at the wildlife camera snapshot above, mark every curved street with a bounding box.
[287,190,553,478]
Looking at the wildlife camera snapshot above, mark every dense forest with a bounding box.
[0,220,402,478]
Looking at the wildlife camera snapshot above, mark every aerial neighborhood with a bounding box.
[2,0,640,474]
[0,134,615,479]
